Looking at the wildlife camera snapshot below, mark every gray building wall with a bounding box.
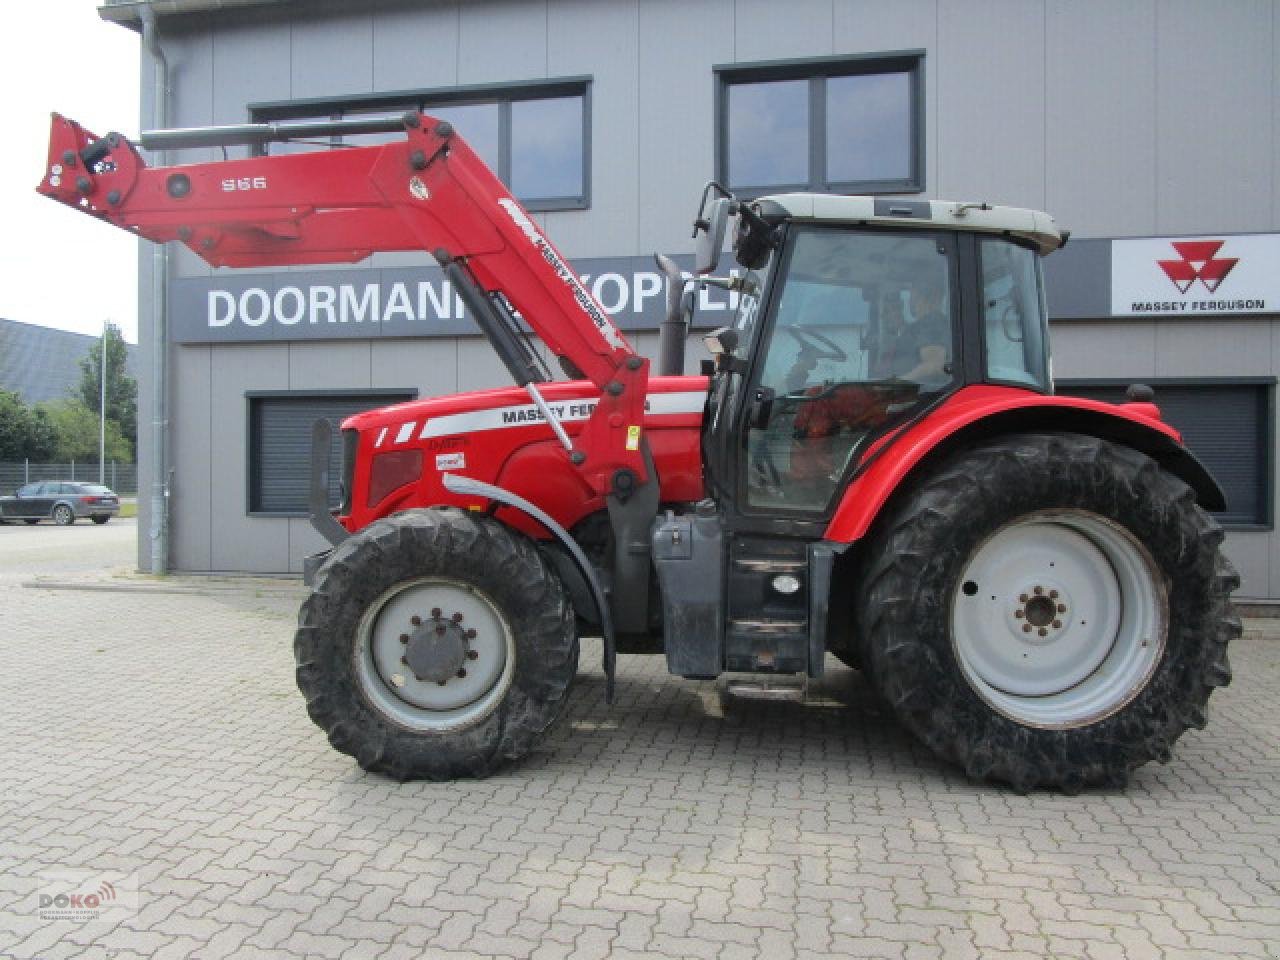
[131,0,1280,596]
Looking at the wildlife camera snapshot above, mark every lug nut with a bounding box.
[466,650,478,660]
[1038,627,1047,637]
[1052,620,1062,629]
[1022,624,1032,633]
[456,668,467,679]
[1033,586,1044,595]
[1057,603,1066,613]
[452,612,464,623]
[1019,593,1028,602]
[1049,589,1059,599]
[410,615,422,627]
[1015,610,1024,619]
[399,634,409,644]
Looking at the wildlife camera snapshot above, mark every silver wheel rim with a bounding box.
[54,505,72,524]
[354,577,515,732]
[951,510,1166,729]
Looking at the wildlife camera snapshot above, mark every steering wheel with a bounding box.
[785,325,847,362]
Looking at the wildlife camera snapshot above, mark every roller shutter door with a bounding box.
[250,392,414,514]
[1057,381,1272,527]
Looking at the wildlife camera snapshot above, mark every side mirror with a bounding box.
[694,197,732,275]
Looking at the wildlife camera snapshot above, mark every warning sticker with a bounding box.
[625,425,641,451]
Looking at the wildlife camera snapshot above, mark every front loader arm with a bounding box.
[38,112,650,495]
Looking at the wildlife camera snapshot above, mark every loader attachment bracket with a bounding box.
[308,418,350,548]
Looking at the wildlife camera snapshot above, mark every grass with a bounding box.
[119,501,138,519]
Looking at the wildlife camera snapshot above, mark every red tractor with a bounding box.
[39,112,1237,791]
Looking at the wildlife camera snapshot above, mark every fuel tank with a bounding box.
[338,375,708,538]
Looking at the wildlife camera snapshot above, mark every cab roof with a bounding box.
[754,194,1068,256]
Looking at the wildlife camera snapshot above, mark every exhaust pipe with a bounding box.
[654,254,692,376]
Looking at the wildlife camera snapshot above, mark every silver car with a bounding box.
[0,481,121,525]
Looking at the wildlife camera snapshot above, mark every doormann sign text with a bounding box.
[171,256,735,343]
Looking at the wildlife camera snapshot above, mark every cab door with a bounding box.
[738,226,959,517]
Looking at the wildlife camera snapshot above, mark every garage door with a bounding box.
[1057,380,1273,527]
[249,391,415,515]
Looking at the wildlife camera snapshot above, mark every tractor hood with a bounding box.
[342,375,709,442]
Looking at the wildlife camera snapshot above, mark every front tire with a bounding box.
[295,507,577,780]
[859,433,1238,791]
[52,504,75,526]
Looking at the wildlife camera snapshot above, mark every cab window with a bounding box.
[745,226,955,512]
[980,238,1049,390]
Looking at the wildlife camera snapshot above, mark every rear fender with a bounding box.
[825,388,1226,544]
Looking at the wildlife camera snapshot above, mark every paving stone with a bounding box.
[2,528,1279,960]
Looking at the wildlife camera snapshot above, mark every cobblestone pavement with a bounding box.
[1,522,1278,959]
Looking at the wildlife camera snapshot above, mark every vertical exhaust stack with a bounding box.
[654,254,690,376]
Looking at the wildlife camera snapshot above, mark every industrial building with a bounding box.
[99,0,1280,601]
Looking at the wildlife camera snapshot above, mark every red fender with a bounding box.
[824,384,1224,544]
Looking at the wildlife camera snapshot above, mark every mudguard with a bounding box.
[441,472,617,701]
[825,384,1227,544]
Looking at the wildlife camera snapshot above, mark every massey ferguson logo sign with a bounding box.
[1111,234,1279,316]
[1157,241,1237,294]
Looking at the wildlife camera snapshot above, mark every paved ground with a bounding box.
[1,520,1278,960]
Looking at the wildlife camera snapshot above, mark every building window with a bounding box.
[250,78,590,211]
[716,53,923,197]
[1057,380,1275,529]
[248,390,415,516]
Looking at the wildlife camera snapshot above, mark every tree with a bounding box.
[0,390,57,461]
[39,400,132,464]
[76,322,138,452]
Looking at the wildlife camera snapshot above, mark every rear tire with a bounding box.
[295,507,578,780]
[91,516,109,525]
[859,432,1238,791]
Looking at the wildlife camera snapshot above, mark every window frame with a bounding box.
[249,76,592,212]
[246,388,417,518]
[1056,377,1276,531]
[715,51,925,198]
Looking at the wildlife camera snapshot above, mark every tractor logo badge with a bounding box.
[1157,240,1238,294]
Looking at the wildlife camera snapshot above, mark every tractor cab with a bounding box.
[692,192,1064,522]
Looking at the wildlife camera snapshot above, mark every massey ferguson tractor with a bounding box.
[39,111,1238,791]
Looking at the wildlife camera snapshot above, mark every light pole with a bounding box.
[99,320,108,484]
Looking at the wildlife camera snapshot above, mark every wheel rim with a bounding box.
[54,506,72,524]
[354,577,516,732]
[950,509,1166,729]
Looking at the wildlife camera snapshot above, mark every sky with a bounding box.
[0,2,140,342]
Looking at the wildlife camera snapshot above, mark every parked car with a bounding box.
[0,482,121,525]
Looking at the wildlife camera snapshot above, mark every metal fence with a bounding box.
[0,461,138,495]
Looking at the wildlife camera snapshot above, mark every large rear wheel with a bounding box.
[295,507,578,780]
[859,433,1238,791]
